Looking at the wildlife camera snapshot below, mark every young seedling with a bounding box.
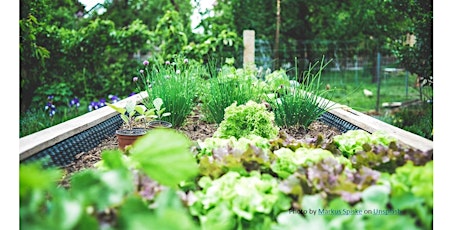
[107,100,137,130]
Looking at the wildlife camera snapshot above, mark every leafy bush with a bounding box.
[214,100,279,139]
[389,103,433,140]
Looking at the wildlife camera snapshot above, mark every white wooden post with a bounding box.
[243,30,255,68]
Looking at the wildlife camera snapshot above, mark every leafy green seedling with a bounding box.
[152,97,171,120]
[107,100,137,130]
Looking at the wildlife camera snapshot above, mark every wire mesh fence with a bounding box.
[252,38,432,111]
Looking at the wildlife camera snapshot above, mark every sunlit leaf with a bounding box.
[130,129,198,187]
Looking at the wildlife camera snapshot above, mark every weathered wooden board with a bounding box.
[19,92,148,161]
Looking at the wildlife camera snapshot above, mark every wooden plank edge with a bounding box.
[324,101,433,154]
[19,92,148,161]
[314,94,433,154]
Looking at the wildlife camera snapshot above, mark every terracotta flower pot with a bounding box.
[148,120,173,129]
[115,128,147,150]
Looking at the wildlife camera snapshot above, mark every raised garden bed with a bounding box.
[20,92,434,229]
[19,92,433,168]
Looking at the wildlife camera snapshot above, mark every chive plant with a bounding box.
[201,63,264,124]
[270,58,335,128]
[137,57,199,128]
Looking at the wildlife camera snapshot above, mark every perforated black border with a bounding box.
[319,111,361,133]
[21,115,123,168]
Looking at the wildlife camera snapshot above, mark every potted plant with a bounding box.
[107,100,147,150]
[145,97,172,129]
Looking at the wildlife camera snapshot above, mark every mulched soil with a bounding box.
[62,110,342,176]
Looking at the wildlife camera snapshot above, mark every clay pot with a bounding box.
[115,128,147,150]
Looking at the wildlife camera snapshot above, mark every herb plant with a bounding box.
[201,63,264,124]
[268,58,334,128]
[136,57,199,127]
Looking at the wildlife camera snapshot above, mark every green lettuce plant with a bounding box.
[214,100,279,139]
[333,130,397,157]
[190,171,291,230]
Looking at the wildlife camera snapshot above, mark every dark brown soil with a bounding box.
[62,111,342,176]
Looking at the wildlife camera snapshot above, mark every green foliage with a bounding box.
[106,100,138,130]
[201,64,265,124]
[154,10,189,60]
[386,103,433,140]
[136,57,199,127]
[134,98,171,128]
[271,148,352,179]
[129,129,199,187]
[380,161,433,229]
[214,100,279,139]
[190,171,291,229]
[273,187,422,230]
[269,59,334,128]
[389,0,433,86]
[183,29,242,64]
[20,129,200,229]
[333,130,397,157]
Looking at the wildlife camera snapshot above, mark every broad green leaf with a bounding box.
[120,114,129,124]
[70,169,133,210]
[106,103,126,114]
[129,129,198,187]
[20,163,62,198]
[145,109,157,116]
[48,191,83,230]
[153,98,164,110]
[134,105,147,114]
[118,196,156,230]
[125,100,136,113]
[100,150,129,171]
[361,185,390,209]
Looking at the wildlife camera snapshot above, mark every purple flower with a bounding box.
[165,61,171,65]
[108,95,120,103]
[129,92,136,97]
[47,95,54,101]
[143,60,149,66]
[139,70,144,74]
[45,102,56,117]
[88,101,99,111]
[98,98,106,108]
[75,11,84,18]
[133,76,138,82]
[69,97,80,108]
[184,58,189,64]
